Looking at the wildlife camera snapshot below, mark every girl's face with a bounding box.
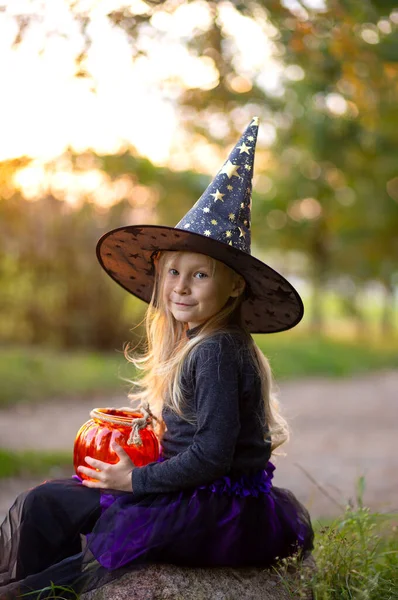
[161,251,245,329]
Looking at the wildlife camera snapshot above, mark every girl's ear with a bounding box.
[230,274,246,298]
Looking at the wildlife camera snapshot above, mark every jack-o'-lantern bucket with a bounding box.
[74,404,160,480]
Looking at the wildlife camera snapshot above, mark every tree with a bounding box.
[3,0,398,336]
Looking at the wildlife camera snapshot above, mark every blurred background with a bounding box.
[0,0,397,519]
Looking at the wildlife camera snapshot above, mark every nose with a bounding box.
[173,275,190,295]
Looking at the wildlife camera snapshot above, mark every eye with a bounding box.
[168,268,179,276]
[194,271,208,279]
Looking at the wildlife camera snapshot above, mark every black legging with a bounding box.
[16,478,101,579]
[0,478,103,598]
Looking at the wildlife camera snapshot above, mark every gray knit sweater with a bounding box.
[131,326,271,497]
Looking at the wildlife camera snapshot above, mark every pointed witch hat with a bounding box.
[96,118,303,333]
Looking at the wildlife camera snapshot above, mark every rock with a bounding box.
[82,555,315,600]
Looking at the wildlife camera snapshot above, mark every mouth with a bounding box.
[173,302,194,307]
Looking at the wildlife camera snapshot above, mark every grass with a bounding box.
[1,332,398,407]
[255,332,398,380]
[309,511,398,599]
[20,583,80,599]
[0,347,130,407]
[0,448,72,479]
[277,479,398,599]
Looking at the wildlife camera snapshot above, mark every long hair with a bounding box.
[125,251,289,453]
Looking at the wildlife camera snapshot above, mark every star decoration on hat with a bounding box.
[220,161,241,179]
[211,189,225,202]
[237,142,251,154]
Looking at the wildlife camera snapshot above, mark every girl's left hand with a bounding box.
[78,444,135,492]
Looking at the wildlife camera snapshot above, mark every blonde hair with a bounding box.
[125,251,289,453]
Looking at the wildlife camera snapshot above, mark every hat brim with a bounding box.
[96,225,304,334]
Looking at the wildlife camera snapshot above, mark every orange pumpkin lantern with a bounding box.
[74,404,160,481]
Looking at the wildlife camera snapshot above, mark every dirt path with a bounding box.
[1,371,397,521]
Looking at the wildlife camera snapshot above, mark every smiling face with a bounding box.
[160,251,245,329]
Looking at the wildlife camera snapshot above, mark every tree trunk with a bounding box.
[310,276,323,333]
[381,281,395,337]
[310,224,330,334]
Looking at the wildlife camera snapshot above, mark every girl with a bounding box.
[0,118,313,599]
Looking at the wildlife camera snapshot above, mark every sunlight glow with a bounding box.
[13,159,160,214]
[0,0,284,201]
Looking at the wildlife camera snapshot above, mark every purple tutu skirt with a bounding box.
[90,462,313,570]
[0,462,313,598]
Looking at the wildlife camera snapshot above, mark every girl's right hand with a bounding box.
[78,443,135,492]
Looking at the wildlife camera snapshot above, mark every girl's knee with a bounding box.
[22,482,53,514]
[22,480,75,514]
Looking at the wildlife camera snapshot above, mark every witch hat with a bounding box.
[96,118,303,333]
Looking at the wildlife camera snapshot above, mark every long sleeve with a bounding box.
[131,335,242,498]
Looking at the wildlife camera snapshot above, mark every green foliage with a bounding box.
[21,581,79,599]
[278,480,398,599]
[0,161,210,350]
[255,333,398,379]
[0,192,148,349]
[0,448,72,479]
[311,511,398,599]
[0,347,129,406]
